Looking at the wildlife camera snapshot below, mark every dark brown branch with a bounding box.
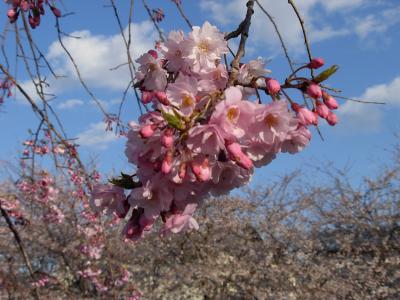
[227,0,255,87]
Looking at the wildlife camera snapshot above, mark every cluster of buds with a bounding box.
[91,22,341,241]
[5,0,61,29]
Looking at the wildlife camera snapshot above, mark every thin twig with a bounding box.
[255,0,295,73]
[288,0,314,77]
[174,1,193,28]
[142,0,165,42]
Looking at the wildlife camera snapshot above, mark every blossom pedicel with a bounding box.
[90,22,340,241]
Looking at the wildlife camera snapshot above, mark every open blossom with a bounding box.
[162,30,190,73]
[135,52,167,91]
[186,21,229,71]
[90,184,126,215]
[166,75,198,116]
[210,87,256,141]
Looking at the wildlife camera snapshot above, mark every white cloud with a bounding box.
[57,99,84,110]
[339,76,400,131]
[200,0,400,55]
[77,122,120,149]
[353,7,400,39]
[47,21,157,91]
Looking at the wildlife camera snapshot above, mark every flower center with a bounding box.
[264,114,278,128]
[227,107,239,123]
[148,63,157,72]
[175,49,182,57]
[182,94,194,107]
[198,41,209,53]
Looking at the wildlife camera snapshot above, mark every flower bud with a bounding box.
[147,49,158,59]
[179,162,187,179]
[50,6,62,17]
[265,78,281,95]
[191,158,211,182]
[308,57,325,69]
[326,111,338,126]
[322,91,339,110]
[316,100,330,119]
[161,152,173,174]
[311,109,319,126]
[139,124,155,138]
[141,91,154,104]
[161,128,174,148]
[226,142,253,170]
[292,103,317,126]
[306,83,322,99]
[155,91,169,105]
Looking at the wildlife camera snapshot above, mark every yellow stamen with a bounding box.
[227,107,239,122]
[264,114,278,128]
[182,94,194,107]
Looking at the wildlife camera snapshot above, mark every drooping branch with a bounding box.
[255,0,295,73]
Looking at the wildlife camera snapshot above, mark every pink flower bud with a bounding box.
[322,91,339,110]
[311,109,319,126]
[308,57,325,69]
[226,142,253,170]
[326,111,338,126]
[147,50,158,59]
[21,1,29,11]
[292,103,317,126]
[161,152,173,174]
[50,6,62,18]
[7,9,16,19]
[191,158,211,182]
[306,83,322,99]
[265,78,281,95]
[139,124,154,138]
[141,91,154,104]
[179,162,187,179]
[155,91,169,105]
[161,128,174,148]
[316,100,330,119]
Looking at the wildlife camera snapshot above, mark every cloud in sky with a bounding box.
[77,122,120,150]
[57,99,84,110]
[47,21,157,91]
[200,0,400,54]
[339,76,400,131]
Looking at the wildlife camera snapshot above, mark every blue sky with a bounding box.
[0,0,399,187]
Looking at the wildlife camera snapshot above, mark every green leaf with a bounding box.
[109,173,141,189]
[162,110,184,130]
[314,65,339,83]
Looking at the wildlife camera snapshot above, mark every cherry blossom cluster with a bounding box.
[18,171,65,223]
[5,0,61,29]
[91,22,340,241]
[0,196,26,225]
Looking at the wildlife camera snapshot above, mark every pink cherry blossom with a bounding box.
[186,21,229,71]
[135,52,167,91]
